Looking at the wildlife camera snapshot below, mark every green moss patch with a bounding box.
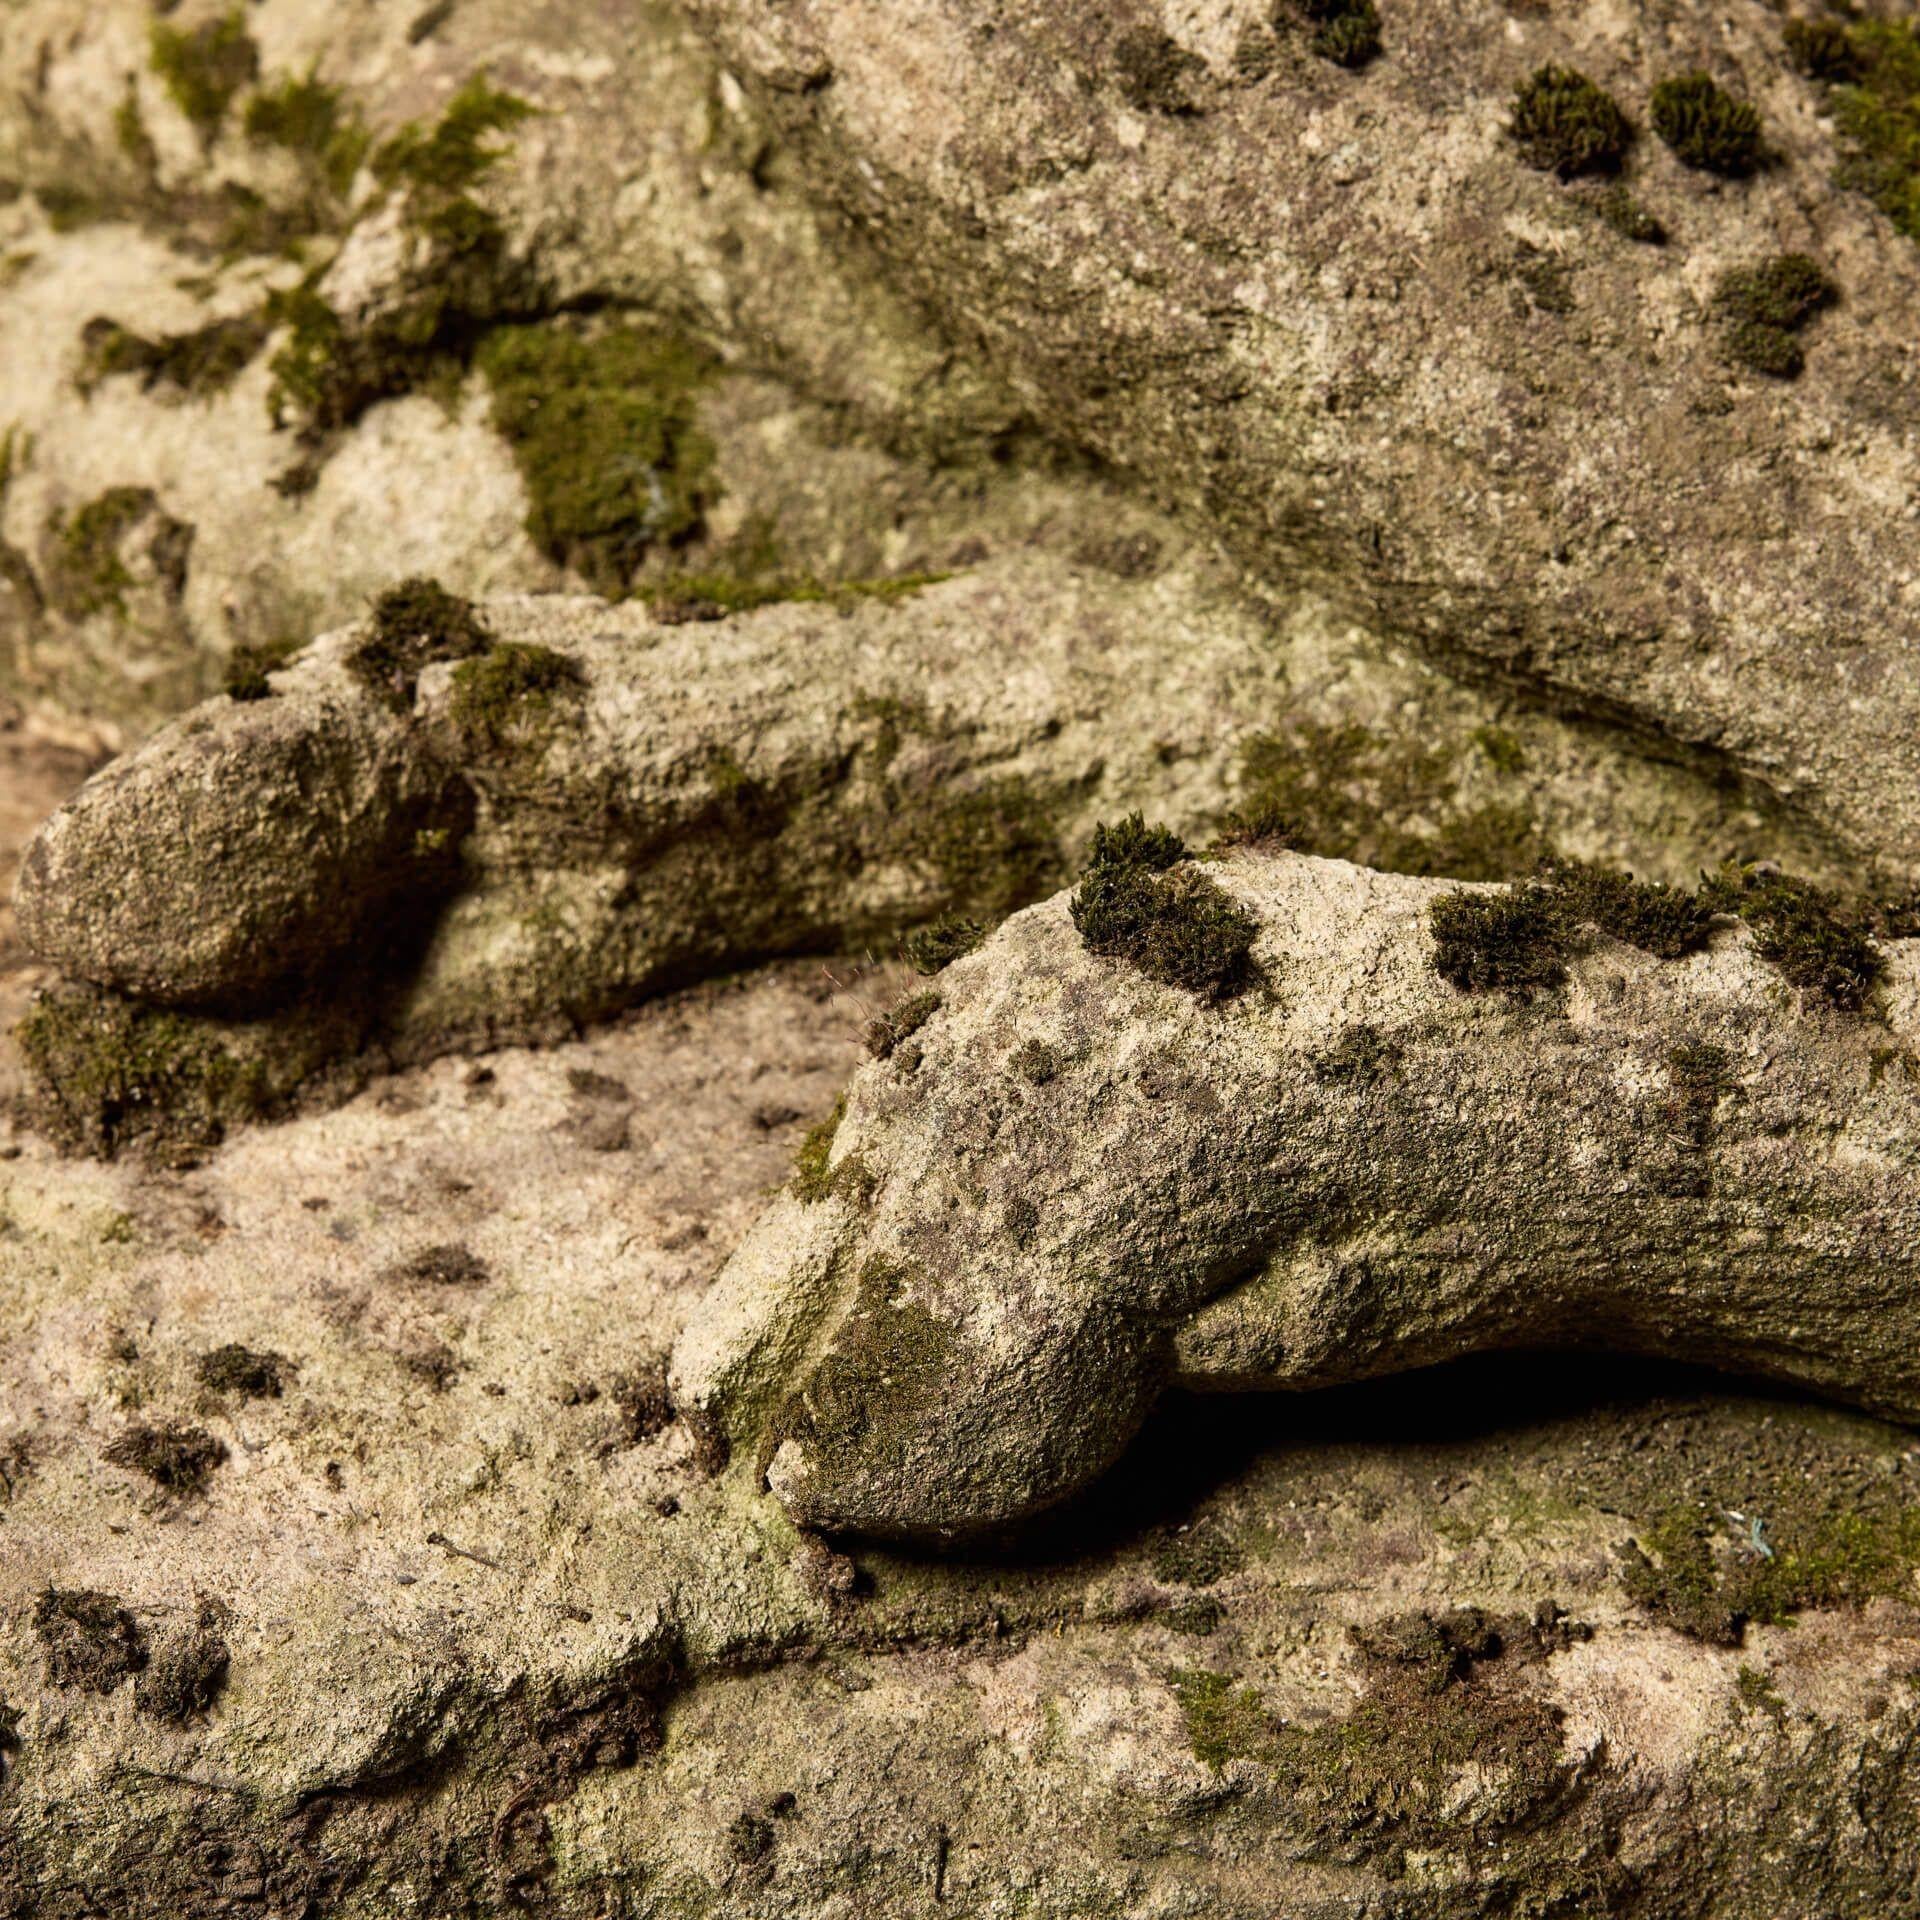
[348,576,491,709]
[1071,815,1258,1005]
[151,10,259,144]
[792,1094,847,1204]
[1713,253,1837,379]
[649,569,948,624]
[902,913,986,976]
[1651,72,1766,176]
[44,487,159,620]
[1700,864,1881,1009]
[242,69,370,198]
[1538,857,1714,959]
[1789,18,1920,243]
[372,73,535,198]
[1625,1500,1920,1644]
[78,313,269,400]
[477,323,720,595]
[1509,65,1633,178]
[223,632,303,701]
[448,640,585,746]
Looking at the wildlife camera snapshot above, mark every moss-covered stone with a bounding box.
[864,990,938,1061]
[1700,863,1881,1010]
[242,69,370,199]
[150,10,259,144]
[347,576,491,710]
[1071,818,1257,1004]
[477,322,721,594]
[102,1419,227,1494]
[1508,65,1633,178]
[1714,253,1837,379]
[371,73,536,198]
[792,1094,847,1204]
[1651,71,1767,176]
[1828,20,1920,243]
[1539,856,1714,959]
[1429,885,1567,999]
[448,640,586,746]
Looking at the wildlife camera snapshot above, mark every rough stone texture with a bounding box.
[18,556,1842,1155]
[674,847,1920,1538]
[687,0,1920,880]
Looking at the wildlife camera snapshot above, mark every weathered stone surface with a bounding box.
[674,846,1920,1538]
[687,0,1920,879]
[16,634,461,1005]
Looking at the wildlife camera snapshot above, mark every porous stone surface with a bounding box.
[674,847,1920,1539]
[688,0,1920,879]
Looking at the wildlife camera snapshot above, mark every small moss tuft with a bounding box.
[477,323,721,595]
[44,487,160,620]
[1509,66,1633,178]
[1430,885,1568,999]
[1713,253,1837,379]
[1113,27,1205,114]
[103,1420,227,1494]
[150,10,259,144]
[1784,19,1861,84]
[448,640,585,746]
[1588,183,1667,244]
[348,576,491,709]
[223,633,302,702]
[865,991,939,1062]
[902,913,985,976]
[35,1589,147,1693]
[134,1620,229,1722]
[1072,820,1258,1005]
[1290,0,1382,71]
[1540,857,1715,959]
[78,313,269,401]
[1651,72,1766,176]
[242,68,370,197]
[1172,1668,1270,1770]
[1830,20,1920,243]
[196,1344,291,1399]
[1700,864,1881,1010]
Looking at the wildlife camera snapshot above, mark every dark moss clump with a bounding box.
[1509,65,1633,178]
[1151,1521,1243,1589]
[1651,72,1766,176]
[134,1620,230,1722]
[1701,864,1881,1010]
[902,913,985,976]
[389,1243,491,1287]
[1113,27,1205,114]
[78,313,269,400]
[610,1360,674,1444]
[150,10,259,143]
[1540,857,1715,959]
[1713,253,1837,379]
[448,640,585,745]
[34,1588,147,1693]
[1587,183,1667,244]
[1784,18,1861,84]
[1072,817,1257,1005]
[477,323,721,595]
[1429,885,1568,999]
[196,1343,291,1399]
[222,633,302,701]
[103,1420,227,1494]
[865,990,939,1061]
[348,576,491,709]
[1291,0,1381,71]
